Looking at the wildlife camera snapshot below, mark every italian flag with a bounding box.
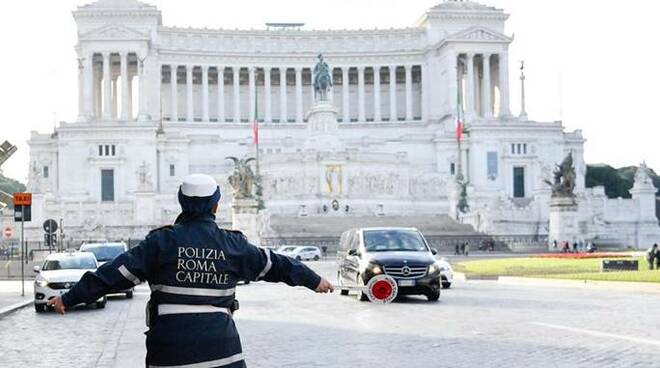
[252,118,259,145]
[456,94,463,142]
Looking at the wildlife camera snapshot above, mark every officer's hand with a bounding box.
[47,297,66,315]
[315,278,334,293]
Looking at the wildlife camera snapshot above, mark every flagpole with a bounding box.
[456,63,463,180]
[254,67,260,178]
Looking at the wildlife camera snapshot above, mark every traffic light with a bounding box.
[51,234,57,249]
[44,233,51,247]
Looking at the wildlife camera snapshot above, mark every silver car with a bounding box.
[79,242,134,298]
[33,251,107,312]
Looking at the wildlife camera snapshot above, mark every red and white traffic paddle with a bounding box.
[335,274,399,304]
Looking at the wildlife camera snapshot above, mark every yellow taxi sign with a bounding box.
[13,192,32,206]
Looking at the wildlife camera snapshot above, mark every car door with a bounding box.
[344,230,362,286]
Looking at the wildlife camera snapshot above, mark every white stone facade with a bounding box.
[25,0,659,248]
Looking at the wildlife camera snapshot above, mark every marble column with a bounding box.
[405,64,413,121]
[342,67,350,122]
[248,67,256,122]
[186,65,194,121]
[482,54,492,118]
[373,66,381,122]
[201,65,209,122]
[498,52,511,117]
[357,66,365,122]
[170,65,178,121]
[465,53,476,120]
[233,67,240,123]
[264,67,272,123]
[84,54,94,119]
[127,76,133,119]
[137,53,148,120]
[389,65,397,121]
[111,77,118,118]
[120,52,130,120]
[279,67,287,123]
[102,52,112,119]
[295,67,303,123]
[217,66,225,122]
[95,69,102,118]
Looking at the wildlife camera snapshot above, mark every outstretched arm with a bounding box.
[230,234,332,293]
[49,231,163,314]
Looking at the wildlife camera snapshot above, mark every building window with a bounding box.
[105,145,110,156]
[511,143,529,156]
[169,164,175,177]
[111,145,116,156]
[487,152,498,180]
[511,144,515,154]
[98,144,117,157]
[450,162,456,176]
[98,145,103,156]
[513,167,525,198]
[43,166,49,179]
[101,169,115,202]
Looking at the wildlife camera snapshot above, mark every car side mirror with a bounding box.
[431,248,438,255]
[348,249,359,257]
[33,265,40,273]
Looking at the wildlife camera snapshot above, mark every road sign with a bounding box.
[3,227,12,239]
[43,219,58,234]
[12,192,32,206]
[14,205,31,222]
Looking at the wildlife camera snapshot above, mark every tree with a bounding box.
[0,174,26,209]
[586,164,660,199]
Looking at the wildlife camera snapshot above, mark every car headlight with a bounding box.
[429,263,447,274]
[35,280,48,287]
[369,264,383,275]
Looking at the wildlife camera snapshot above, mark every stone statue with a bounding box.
[544,152,576,198]
[226,156,256,199]
[634,161,652,185]
[313,54,333,101]
[136,161,153,190]
[456,174,470,214]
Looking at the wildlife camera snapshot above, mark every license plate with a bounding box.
[398,279,415,287]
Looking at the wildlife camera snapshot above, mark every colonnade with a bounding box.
[459,52,510,119]
[161,64,422,123]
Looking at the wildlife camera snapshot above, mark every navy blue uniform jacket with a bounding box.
[62,214,321,368]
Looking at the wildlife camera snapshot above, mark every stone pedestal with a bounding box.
[548,196,580,249]
[303,102,341,152]
[231,198,260,245]
[135,191,156,225]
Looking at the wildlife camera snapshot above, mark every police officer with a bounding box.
[647,243,658,270]
[48,174,333,367]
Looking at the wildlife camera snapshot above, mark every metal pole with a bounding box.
[59,218,63,252]
[20,214,24,297]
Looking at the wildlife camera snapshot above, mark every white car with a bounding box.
[279,246,322,261]
[33,251,107,312]
[79,241,134,298]
[435,257,454,289]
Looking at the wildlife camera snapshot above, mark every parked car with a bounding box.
[33,251,107,312]
[278,246,322,261]
[79,242,134,298]
[337,227,441,301]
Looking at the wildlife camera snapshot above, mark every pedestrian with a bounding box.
[460,242,466,255]
[48,174,333,368]
[464,243,470,257]
[454,244,460,255]
[321,245,327,260]
[572,242,578,253]
[646,243,658,270]
[552,240,557,250]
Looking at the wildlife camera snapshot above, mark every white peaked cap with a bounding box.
[180,174,218,197]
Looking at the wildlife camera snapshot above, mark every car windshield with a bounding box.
[42,255,97,270]
[81,244,125,262]
[363,230,428,252]
[281,246,298,252]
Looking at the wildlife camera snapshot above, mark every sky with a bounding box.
[1,0,659,182]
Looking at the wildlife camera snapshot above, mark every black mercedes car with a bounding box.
[337,227,441,301]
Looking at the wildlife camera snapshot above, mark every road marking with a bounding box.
[532,322,660,347]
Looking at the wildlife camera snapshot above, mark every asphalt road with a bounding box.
[1,261,659,367]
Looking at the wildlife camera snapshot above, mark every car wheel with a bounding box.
[338,271,349,295]
[313,255,320,261]
[356,274,368,302]
[442,282,452,289]
[34,303,46,313]
[426,290,440,302]
[96,297,107,309]
[126,291,134,299]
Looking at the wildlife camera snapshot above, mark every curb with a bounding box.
[0,299,32,318]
